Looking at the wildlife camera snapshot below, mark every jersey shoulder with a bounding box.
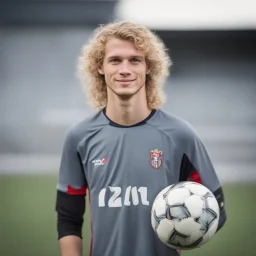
[147,109,199,144]
[64,110,109,146]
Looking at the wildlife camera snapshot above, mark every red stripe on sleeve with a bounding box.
[189,170,203,184]
[67,184,87,195]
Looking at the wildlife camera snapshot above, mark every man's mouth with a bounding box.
[116,79,135,82]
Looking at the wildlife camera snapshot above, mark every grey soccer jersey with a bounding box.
[57,109,221,256]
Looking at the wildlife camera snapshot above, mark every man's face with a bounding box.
[98,38,149,99]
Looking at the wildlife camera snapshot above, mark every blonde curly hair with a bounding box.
[78,21,171,110]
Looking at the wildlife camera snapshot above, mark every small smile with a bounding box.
[116,79,136,82]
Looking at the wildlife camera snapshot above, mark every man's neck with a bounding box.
[106,97,151,126]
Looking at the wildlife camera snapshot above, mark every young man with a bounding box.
[56,21,226,256]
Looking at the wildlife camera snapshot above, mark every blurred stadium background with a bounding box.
[0,1,256,256]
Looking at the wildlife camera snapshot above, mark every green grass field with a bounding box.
[0,175,255,256]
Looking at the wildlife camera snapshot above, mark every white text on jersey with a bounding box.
[98,186,149,207]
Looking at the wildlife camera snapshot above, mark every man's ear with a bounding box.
[98,64,104,75]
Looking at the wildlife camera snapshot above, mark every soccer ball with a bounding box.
[151,181,219,250]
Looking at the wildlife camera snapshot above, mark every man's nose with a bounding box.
[119,62,131,76]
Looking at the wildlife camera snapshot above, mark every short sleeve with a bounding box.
[178,124,221,193]
[189,135,220,192]
[57,127,87,196]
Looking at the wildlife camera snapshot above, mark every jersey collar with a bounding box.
[102,108,156,128]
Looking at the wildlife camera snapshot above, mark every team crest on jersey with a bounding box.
[149,149,163,170]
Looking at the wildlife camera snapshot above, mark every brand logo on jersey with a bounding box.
[92,156,107,166]
[149,149,162,170]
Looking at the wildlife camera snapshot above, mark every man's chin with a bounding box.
[115,89,137,99]
[116,92,134,100]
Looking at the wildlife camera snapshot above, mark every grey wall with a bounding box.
[0,0,118,26]
[0,26,255,182]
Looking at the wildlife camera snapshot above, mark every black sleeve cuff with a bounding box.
[213,187,227,231]
[56,190,86,239]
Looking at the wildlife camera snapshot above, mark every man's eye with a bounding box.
[110,59,120,63]
[131,58,141,63]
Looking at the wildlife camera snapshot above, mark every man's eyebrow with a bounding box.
[106,55,120,60]
[107,55,144,59]
[130,55,144,59]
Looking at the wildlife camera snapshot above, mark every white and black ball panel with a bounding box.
[165,188,191,205]
[174,217,201,236]
[206,196,220,216]
[184,182,208,196]
[156,185,173,201]
[167,204,191,220]
[184,195,203,218]
[198,208,218,232]
[198,218,219,246]
[156,218,175,243]
[153,194,167,217]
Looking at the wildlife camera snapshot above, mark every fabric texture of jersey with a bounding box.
[57,109,222,256]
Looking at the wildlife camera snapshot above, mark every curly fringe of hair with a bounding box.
[78,21,172,110]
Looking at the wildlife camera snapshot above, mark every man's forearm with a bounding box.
[59,235,83,256]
